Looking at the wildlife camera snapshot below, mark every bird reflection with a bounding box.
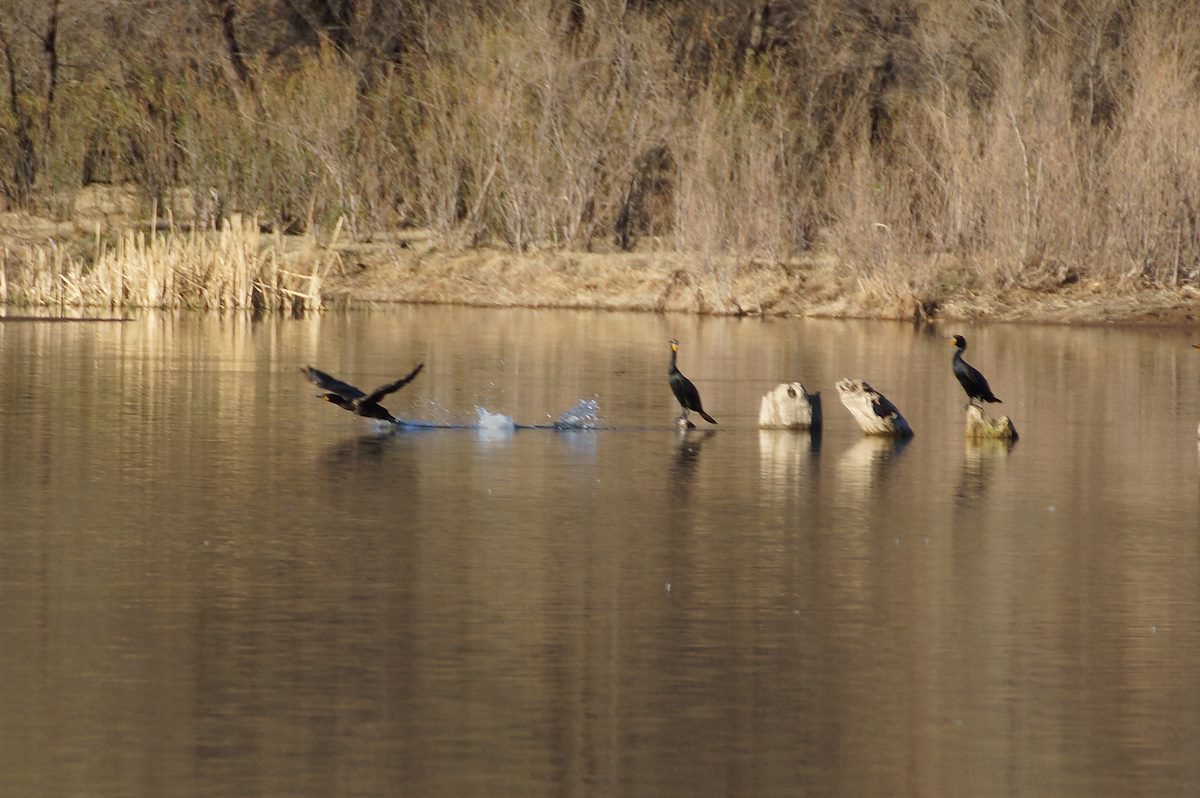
[670,429,715,501]
[321,431,396,470]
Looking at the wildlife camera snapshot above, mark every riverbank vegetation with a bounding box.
[2,1,1200,318]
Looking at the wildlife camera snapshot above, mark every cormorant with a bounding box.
[948,335,1001,406]
[668,339,717,426]
[302,363,424,423]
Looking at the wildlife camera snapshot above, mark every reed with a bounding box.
[2,217,335,311]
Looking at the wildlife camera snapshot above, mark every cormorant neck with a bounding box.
[669,348,678,374]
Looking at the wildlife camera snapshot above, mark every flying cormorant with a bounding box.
[668,339,717,426]
[302,363,424,423]
[948,335,1001,406]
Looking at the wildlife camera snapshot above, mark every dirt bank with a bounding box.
[322,236,1200,324]
[2,189,1198,323]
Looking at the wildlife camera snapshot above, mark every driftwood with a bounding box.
[965,404,1018,441]
[758,382,822,431]
[836,378,913,437]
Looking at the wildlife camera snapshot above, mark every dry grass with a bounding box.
[1,216,339,311]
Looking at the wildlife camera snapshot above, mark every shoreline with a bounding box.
[2,210,1198,324]
[320,243,1200,326]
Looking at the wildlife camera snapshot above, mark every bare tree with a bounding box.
[0,0,61,205]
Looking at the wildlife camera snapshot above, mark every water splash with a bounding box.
[553,398,601,430]
[475,406,516,433]
[395,400,600,433]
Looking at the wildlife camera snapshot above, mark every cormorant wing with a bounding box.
[362,362,425,405]
[969,365,991,393]
[871,394,900,419]
[301,366,366,400]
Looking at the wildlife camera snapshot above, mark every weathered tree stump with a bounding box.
[758,382,822,432]
[965,404,1018,441]
[836,378,913,437]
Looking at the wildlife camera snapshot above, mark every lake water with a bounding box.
[2,306,1199,797]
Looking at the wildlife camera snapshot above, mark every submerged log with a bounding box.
[758,382,822,432]
[965,404,1018,441]
[835,378,913,437]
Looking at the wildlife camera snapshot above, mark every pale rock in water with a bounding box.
[836,378,913,437]
[964,404,1018,441]
[758,382,822,432]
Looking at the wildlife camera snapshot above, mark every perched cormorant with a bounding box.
[668,339,717,426]
[948,335,1001,406]
[302,363,424,423]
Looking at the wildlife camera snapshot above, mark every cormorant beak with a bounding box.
[670,343,678,353]
[946,337,957,345]
[1193,344,1200,351]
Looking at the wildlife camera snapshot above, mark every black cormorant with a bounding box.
[668,339,717,426]
[302,363,424,423]
[948,335,1001,406]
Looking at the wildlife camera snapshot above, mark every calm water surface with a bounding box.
[2,307,1200,797]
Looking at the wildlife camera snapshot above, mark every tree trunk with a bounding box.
[758,382,821,431]
[40,0,60,161]
[0,24,36,204]
[213,0,258,108]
